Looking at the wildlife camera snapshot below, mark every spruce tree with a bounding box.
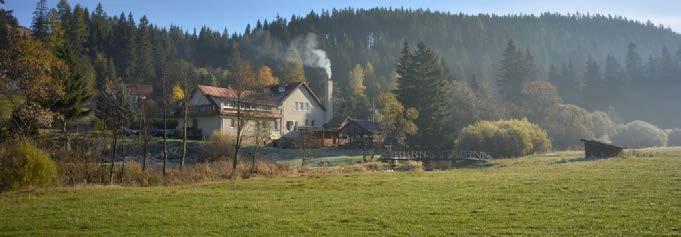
[497,39,532,104]
[604,54,624,102]
[395,42,450,148]
[582,56,603,109]
[52,46,95,149]
[625,43,643,87]
[135,16,156,83]
[31,0,50,41]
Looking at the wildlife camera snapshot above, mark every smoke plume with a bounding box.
[296,33,332,79]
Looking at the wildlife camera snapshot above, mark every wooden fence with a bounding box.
[380,150,492,161]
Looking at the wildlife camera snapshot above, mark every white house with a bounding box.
[178,79,333,143]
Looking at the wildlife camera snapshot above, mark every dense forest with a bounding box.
[3,0,681,147]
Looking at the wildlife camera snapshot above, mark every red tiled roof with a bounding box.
[196,83,325,109]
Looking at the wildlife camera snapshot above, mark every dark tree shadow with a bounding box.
[553,156,612,164]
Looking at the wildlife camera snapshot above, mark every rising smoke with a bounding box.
[247,31,332,79]
[296,33,332,79]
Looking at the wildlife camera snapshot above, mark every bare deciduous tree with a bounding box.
[228,43,257,178]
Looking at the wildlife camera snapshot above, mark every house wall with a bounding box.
[189,90,212,106]
[178,116,222,139]
[220,116,280,144]
[279,87,326,137]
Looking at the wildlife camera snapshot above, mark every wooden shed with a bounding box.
[581,139,623,158]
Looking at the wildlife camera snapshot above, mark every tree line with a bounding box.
[9,2,681,127]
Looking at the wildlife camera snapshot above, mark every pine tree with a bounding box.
[89,3,110,55]
[0,0,17,51]
[395,42,450,148]
[395,42,415,106]
[66,4,89,53]
[281,44,305,82]
[52,46,95,149]
[582,56,603,109]
[31,0,50,41]
[626,43,643,87]
[497,39,535,104]
[135,16,156,83]
[604,54,624,102]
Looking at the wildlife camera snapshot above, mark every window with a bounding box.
[294,121,298,131]
[311,120,316,126]
[273,121,279,130]
[286,121,294,131]
[192,119,198,128]
[230,118,235,128]
[305,119,309,126]
[306,103,311,111]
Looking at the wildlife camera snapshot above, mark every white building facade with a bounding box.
[178,80,333,142]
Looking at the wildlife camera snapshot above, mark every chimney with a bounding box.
[325,78,333,122]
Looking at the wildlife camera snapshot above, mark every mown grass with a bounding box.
[1,152,680,236]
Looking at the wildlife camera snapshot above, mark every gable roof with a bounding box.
[340,119,380,134]
[197,85,276,105]
[351,119,380,133]
[269,82,326,110]
[194,82,326,110]
[324,116,350,130]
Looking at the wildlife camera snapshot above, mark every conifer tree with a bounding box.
[583,56,603,109]
[626,43,643,86]
[281,44,305,82]
[31,0,50,41]
[395,42,450,148]
[604,54,624,100]
[135,16,156,83]
[52,46,94,150]
[497,39,536,104]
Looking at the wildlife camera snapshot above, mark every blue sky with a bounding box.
[5,0,681,33]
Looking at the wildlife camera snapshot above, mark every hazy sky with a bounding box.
[5,0,681,34]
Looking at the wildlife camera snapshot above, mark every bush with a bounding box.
[543,104,594,149]
[612,121,667,148]
[590,111,615,140]
[0,138,57,191]
[201,132,235,162]
[398,161,424,171]
[668,129,681,147]
[455,119,551,158]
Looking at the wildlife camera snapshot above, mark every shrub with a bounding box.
[0,138,57,191]
[201,132,235,162]
[612,121,667,148]
[398,161,424,171]
[543,104,594,149]
[455,119,551,158]
[668,129,681,147]
[590,110,615,140]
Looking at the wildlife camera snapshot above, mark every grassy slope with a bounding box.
[1,152,680,236]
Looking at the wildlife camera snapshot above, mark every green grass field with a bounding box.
[1,151,681,236]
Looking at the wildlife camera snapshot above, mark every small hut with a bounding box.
[581,139,623,158]
[339,119,380,145]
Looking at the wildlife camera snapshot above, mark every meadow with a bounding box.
[1,150,680,236]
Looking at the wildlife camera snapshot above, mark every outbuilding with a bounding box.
[581,139,624,158]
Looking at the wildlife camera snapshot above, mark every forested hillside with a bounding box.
[5,1,681,132]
